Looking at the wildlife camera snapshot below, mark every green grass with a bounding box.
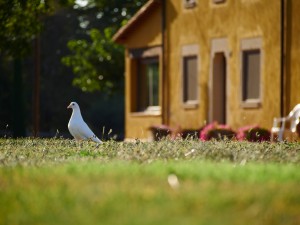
[0,138,300,225]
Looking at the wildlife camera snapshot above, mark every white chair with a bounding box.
[271,104,300,141]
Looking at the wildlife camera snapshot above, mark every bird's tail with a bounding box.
[91,135,103,144]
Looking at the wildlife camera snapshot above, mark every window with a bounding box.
[137,57,159,112]
[241,38,262,108]
[183,0,196,9]
[242,50,260,101]
[129,46,161,114]
[181,45,199,107]
[183,56,198,103]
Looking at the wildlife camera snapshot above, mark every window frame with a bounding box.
[212,0,226,4]
[183,0,197,9]
[240,37,263,108]
[129,46,162,115]
[181,44,199,109]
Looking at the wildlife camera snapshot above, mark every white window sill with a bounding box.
[241,99,261,108]
[131,107,161,116]
[183,100,199,109]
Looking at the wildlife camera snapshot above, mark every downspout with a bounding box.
[161,0,169,125]
[280,0,286,117]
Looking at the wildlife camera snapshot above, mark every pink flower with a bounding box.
[200,122,218,141]
[200,122,235,141]
[237,125,258,141]
[237,125,270,142]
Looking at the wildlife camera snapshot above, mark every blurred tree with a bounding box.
[0,0,147,138]
[61,0,147,93]
[62,28,124,94]
[0,0,44,57]
[0,0,74,137]
[0,0,74,57]
[0,0,47,137]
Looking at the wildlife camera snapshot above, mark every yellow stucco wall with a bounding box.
[120,6,162,48]
[286,0,300,112]
[166,0,281,130]
[123,6,163,140]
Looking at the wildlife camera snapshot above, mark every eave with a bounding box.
[112,0,161,44]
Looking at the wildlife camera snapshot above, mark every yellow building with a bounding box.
[113,0,300,140]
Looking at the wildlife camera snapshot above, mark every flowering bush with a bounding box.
[149,125,173,141]
[150,123,270,142]
[236,125,257,141]
[200,122,236,141]
[237,125,271,142]
[180,129,202,139]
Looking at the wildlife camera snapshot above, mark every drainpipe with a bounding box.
[161,0,169,125]
[280,0,286,117]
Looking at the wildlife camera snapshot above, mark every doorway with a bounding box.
[211,52,227,124]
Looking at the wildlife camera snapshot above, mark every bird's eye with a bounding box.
[72,103,75,106]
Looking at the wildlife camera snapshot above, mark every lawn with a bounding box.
[0,138,299,225]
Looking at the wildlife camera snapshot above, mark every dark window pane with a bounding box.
[137,57,159,111]
[242,50,260,101]
[183,56,198,102]
[147,62,159,106]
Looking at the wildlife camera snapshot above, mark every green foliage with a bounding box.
[0,0,43,57]
[62,28,124,93]
[61,0,147,93]
[0,0,75,57]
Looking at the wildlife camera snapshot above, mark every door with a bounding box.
[212,52,227,124]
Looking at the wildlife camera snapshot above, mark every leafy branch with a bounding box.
[62,27,124,93]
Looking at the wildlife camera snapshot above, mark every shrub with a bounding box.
[200,122,236,141]
[149,125,173,141]
[180,128,202,139]
[236,125,257,141]
[150,125,203,141]
[237,125,271,142]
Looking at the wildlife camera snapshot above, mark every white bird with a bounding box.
[67,102,102,145]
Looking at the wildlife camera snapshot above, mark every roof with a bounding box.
[113,0,161,43]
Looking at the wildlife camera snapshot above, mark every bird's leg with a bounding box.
[76,140,83,149]
[70,139,81,152]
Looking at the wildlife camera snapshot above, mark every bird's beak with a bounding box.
[67,104,71,109]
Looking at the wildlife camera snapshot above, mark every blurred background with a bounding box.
[0,0,147,140]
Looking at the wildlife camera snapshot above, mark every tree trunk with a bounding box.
[12,58,26,137]
[33,36,41,137]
